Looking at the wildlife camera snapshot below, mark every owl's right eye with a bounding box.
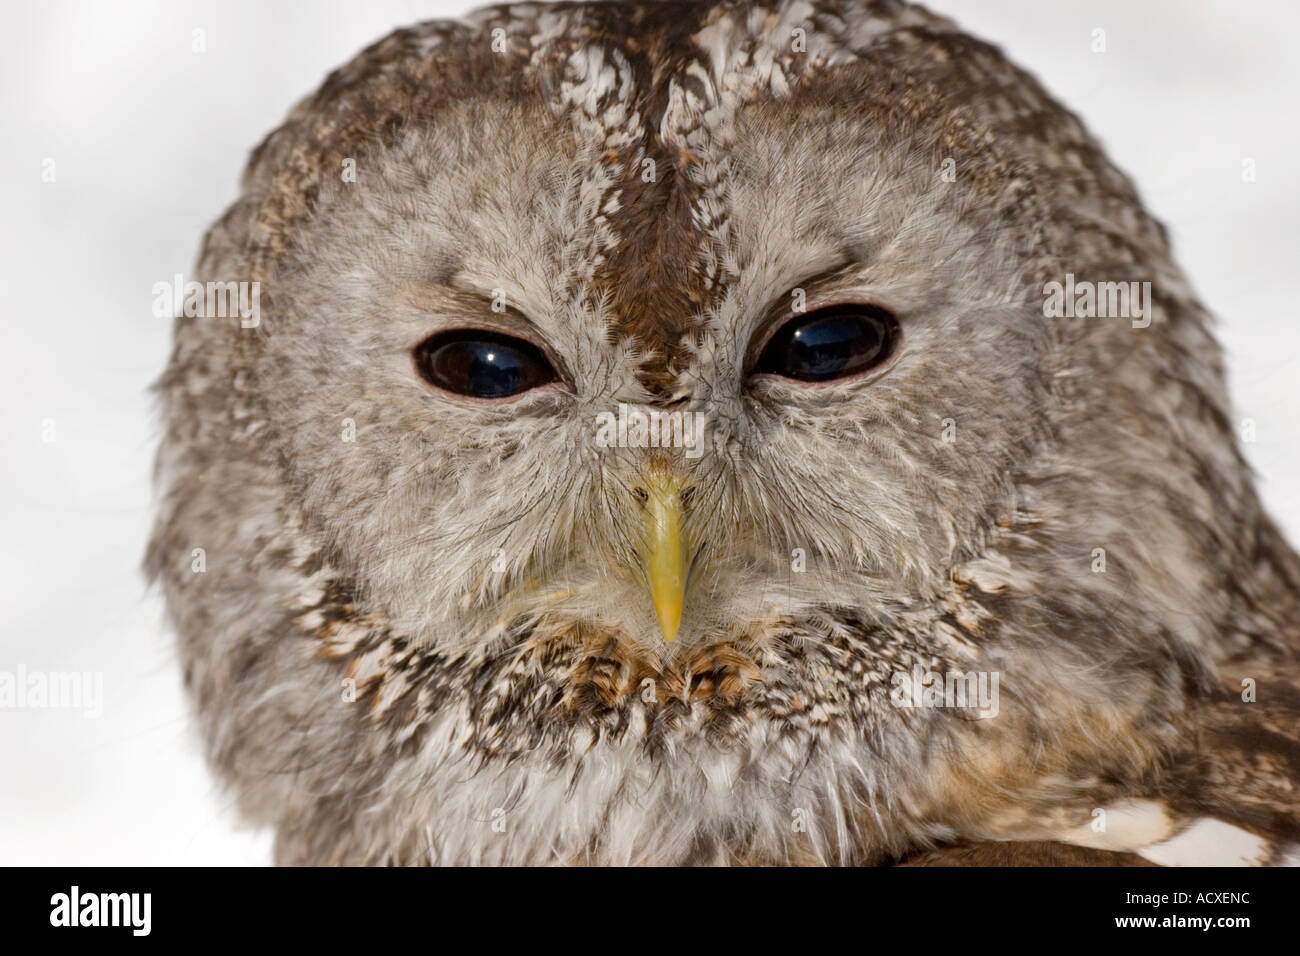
[413,330,559,400]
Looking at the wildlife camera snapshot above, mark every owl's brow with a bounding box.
[399,280,551,339]
[401,280,510,314]
[780,254,871,310]
[741,253,872,360]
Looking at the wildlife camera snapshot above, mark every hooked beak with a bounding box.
[640,467,688,642]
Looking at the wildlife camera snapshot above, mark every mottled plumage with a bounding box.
[148,0,1300,865]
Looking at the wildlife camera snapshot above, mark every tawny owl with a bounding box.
[147,0,1300,865]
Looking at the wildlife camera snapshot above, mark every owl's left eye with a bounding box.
[751,303,898,383]
[413,330,559,399]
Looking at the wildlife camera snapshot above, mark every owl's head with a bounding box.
[151,0,1274,863]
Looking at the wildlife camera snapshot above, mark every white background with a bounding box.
[2,1,1297,865]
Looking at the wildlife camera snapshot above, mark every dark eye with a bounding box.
[413,330,559,399]
[752,304,898,382]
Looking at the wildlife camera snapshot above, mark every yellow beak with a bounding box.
[642,468,688,642]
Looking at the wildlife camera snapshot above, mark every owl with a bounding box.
[147,0,1300,866]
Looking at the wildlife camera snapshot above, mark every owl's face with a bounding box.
[155,0,1251,863]
[269,92,1042,682]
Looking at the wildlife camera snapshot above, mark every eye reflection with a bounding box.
[753,304,898,382]
[414,330,558,399]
